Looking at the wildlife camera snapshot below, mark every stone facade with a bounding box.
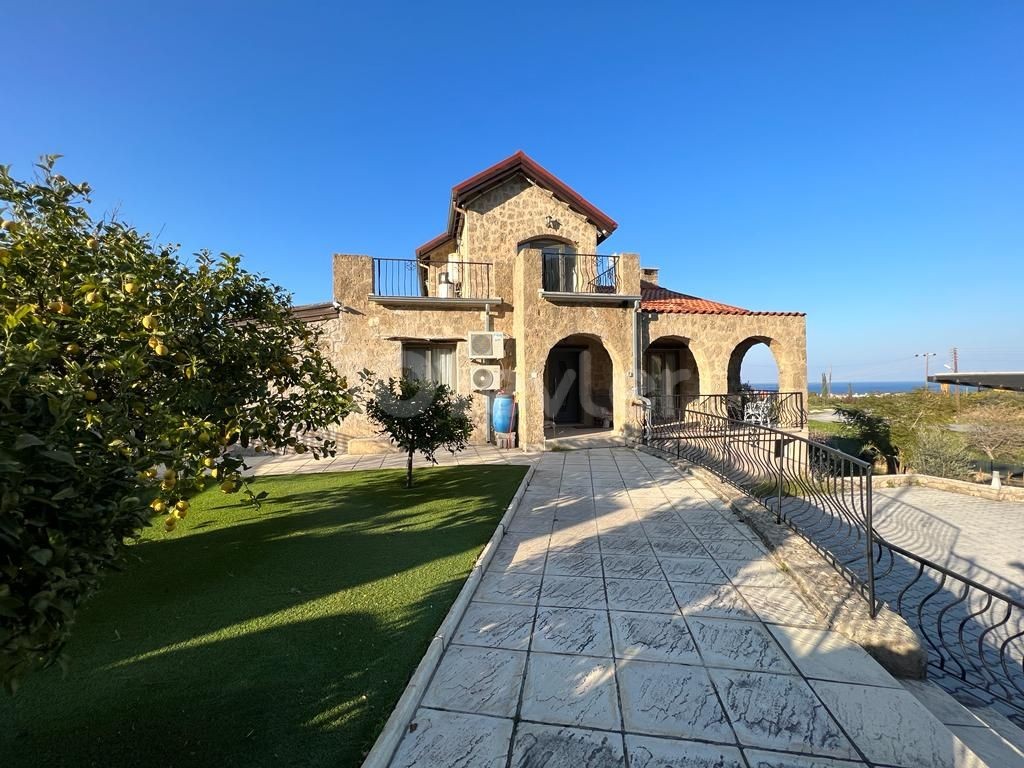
[312,155,807,452]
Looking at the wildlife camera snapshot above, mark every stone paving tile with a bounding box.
[671,582,757,620]
[601,554,663,580]
[390,708,513,768]
[533,607,613,657]
[475,572,542,606]
[687,616,796,674]
[608,610,701,664]
[509,723,625,768]
[710,668,859,760]
[539,575,607,609]
[660,557,729,583]
[716,558,797,589]
[649,537,710,559]
[452,602,535,650]
[741,750,868,767]
[809,680,984,768]
[617,659,734,741]
[545,551,603,578]
[521,652,621,730]
[605,578,679,614]
[420,644,527,717]
[626,735,746,768]
[767,625,901,688]
[734,586,827,628]
[598,533,654,555]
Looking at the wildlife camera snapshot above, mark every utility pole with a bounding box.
[915,352,936,392]
[952,346,960,409]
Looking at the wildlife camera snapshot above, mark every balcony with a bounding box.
[370,257,500,308]
[539,253,638,305]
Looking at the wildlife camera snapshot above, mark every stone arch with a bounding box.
[643,335,702,400]
[727,336,781,392]
[543,333,617,428]
[517,233,578,250]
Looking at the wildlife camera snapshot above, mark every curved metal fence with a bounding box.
[635,401,1024,723]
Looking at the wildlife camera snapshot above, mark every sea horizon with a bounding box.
[752,380,947,395]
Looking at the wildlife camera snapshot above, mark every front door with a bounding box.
[546,347,581,423]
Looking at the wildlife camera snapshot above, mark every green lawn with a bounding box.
[1,464,528,768]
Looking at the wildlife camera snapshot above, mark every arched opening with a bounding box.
[727,337,780,393]
[643,336,701,421]
[519,237,577,292]
[543,334,614,435]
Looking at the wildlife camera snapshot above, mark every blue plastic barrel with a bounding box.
[492,394,516,433]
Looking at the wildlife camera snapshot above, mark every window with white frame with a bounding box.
[402,344,456,389]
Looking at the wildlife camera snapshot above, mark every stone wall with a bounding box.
[640,312,807,397]
[514,248,640,449]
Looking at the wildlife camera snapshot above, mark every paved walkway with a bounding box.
[380,448,983,768]
[244,444,538,475]
[873,487,1024,601]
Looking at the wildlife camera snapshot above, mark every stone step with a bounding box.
[900,679,1024,768]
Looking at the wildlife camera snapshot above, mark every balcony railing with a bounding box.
[643,391,806,430]
[371,258,494,300]
[541,253,619,294]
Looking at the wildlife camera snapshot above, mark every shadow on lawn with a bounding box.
[1,465,527,768]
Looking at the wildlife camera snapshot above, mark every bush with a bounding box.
[906,428,973,481]
[0,159,356,689]
[362,374,473,488]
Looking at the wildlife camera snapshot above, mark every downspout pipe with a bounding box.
[633,300,642,395]
[485,302,495,445]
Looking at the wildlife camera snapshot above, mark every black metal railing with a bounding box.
[634,402,1024,722]
[643,391,806,429]
[541,253,619,294]
[371,257,493,300]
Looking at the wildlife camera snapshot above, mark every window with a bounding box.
[402,344,456,389]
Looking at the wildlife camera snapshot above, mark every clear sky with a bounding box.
[4,1,1022,382]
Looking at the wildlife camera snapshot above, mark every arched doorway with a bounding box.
[727,336,780,392]
[519,237,577,292]
[643,336,701,421]
[544,334,614,433]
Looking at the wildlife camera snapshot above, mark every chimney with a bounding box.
[641,267,659,285]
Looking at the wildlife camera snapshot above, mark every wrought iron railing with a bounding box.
[644,391,806,429]
[541,253,619,294]
[371,257,493,299]
[634,402,1024,722]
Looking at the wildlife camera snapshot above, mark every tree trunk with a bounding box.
[406,449,414,488]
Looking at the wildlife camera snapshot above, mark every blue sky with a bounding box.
[4,2,1022,382]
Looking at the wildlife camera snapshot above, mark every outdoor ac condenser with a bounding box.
[469,331,504,360]
[471,365,501,391]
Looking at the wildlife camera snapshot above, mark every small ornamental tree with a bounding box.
[0,158,356,689]
[362,373,474,488]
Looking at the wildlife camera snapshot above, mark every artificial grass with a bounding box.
[1,464,528,768]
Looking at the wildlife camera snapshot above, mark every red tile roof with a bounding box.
[640,280,804,316]
[416,151,617,256]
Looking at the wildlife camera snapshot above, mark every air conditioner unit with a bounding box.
[471,365,501,391]
[469,331,504,360]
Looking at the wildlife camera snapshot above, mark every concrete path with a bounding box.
[873,487,1024,601]
[379,448,984,768]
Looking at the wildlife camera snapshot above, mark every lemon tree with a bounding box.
[0,158,356,689]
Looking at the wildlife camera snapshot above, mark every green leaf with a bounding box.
[28,547,54,566]
[14,433,44,450]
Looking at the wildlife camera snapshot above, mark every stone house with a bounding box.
[296,151,807,453]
